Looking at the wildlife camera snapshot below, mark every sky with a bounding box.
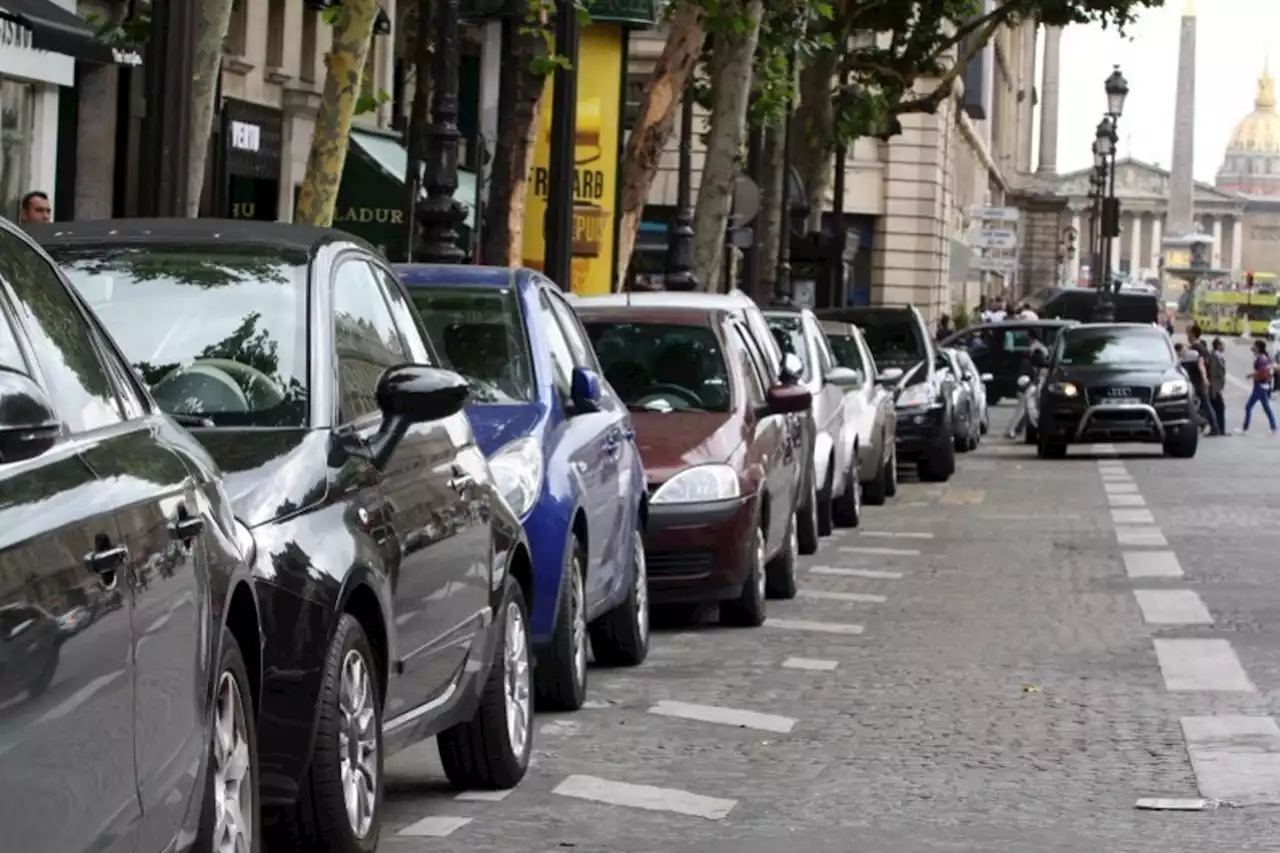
[1049,0,1280,182]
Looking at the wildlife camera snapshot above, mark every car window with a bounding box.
[742,308,782,379]
[545,289,599,371]
[1060,328,1174,367]
[855,313,926,368]
[2,233,123,432]
[856,332,879,377]
[534,290,574,395]
[807,320,834,377]
[731,325,766,405]
[54,242,310,427]
[0,295,26,375]
[765,314,812,381]
[410,284,534,402]
[334,258,412,422]
[826,331,865,373]
[371,264,433,364]
[585,319,731,412]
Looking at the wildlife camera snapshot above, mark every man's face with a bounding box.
[23,197,51,222]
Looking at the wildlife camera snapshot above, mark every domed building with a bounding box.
[1216,62,1280,197]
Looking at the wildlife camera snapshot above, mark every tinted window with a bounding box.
[410,285,533,402]
[334,259,411,422]
[0,297,25,374]
[765,314,812,380]
[6,237,122,431]
[1060,329,1173,366]
[545,290,598,370]
[372,265,433,364]
[853,314,926,367]
[585,321,730,412]
[826,331,865,373]
[534,292,574,395]
[55,242,308,427]
[732,326,765,404]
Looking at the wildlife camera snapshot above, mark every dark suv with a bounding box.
[817,305,956,482]
[1033,323,1198,458]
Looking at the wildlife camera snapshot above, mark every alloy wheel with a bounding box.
[569,565,587,686]
[632,536,650,644]
[756,529,768,601]
[503,601,532,757]
[212,670,254,853]
[338,649,378,839]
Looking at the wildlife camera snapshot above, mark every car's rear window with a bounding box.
[1060,328,1173,366]
[847,312,925,367]
[584,321,731,412]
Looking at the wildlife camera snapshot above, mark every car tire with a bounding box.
[267,614,381,853]
[765,514,799,600]
[918,437,956,482]
[197,627,261,853]
[26,644,60,698]
[439,576,534,790]
[862,449,888,506]
[1037,434,1068,459]
[722,521,767,627]
[1164,428,1199,459]
[884,445,899,497]
[796,473,820,556]
[816,460,835,537]
[535,540,588,712]
[833,452,863,525]
[589,527,650,667]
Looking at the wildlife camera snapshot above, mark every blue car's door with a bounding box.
[534,283,627,610]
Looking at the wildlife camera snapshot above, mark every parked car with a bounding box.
[817,305,957,482]
[396,264,649,712]
[940,319,1076,404]
[53,604,94,637]
[948,347,991,437]
[764,306,865,530]
[37,219,537,852]
[573,301,812,619]
[1024,286,1160,325]
[0,216,261,853]
[937,348,981,452]
[819,320,898,504]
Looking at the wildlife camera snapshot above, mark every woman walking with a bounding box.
[1236,339,1277,435]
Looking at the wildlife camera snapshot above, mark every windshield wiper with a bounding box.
[168,413,215,428]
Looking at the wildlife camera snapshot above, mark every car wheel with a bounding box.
[862,447,888,506]
[833,452,862,526]
[1024,422,1038,444]
[439,576,533,789]
[884,445,899,497]
[979,410,990,435]
[26,644,60,698]
[721,522,767,627]
[1163,427,1199,459]
[796,473,820,556]
[268,614,381,853]
[535,541,588,712]
[816,459,835,537]
[589,527,650,667]
[765,514,799,600]
[197,627,261,853]
[1037,433,1068,459]
[918,436,955,482]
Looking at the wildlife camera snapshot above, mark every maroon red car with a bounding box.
[576,304,811,626]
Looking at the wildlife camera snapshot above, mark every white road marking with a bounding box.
[1133,589,1213,625]
[552,775,737,820]
[1116,527,1168,547]
[145,612,171,634]
[1090,444,1119,455]
[798,589,887,604]
[32,670,124,726]
[648,700,797,733]
[1097,460,1125,468]
[394,610,418,627]
[782,657,839,671]
[455,789,512,802]
[839,546,920,556]
[1107,493,1146,507]
[858,531,934,539]
[1123,551,1183,578]
[1111,508,1155,524]
[1182,716,1280,805]
[766,618,865,635]
[811,566,903,579]
[1104,482,1140,494]
[397,816,473,837]
[1134,797,1211,811]
[1154,639,1255,692]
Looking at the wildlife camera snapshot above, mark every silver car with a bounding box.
[948,348,991,438]
[821,320,898,505]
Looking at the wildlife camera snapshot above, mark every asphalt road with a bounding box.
[377,369,1280,853]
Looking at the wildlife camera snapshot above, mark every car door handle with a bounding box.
[85,542,128,586]
[169,510,205,542]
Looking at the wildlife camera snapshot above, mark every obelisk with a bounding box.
[1036,26,1062,177]
[1166,0,1196,237]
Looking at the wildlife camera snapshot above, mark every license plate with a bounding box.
[1098,397,1139,406]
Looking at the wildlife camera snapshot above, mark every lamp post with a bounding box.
[544,0,580,290]
[773,44,798,304]
[665,81,697,290]
[1093,66,1128,320]
[1088,141,1105,288]
[416,0,467,263]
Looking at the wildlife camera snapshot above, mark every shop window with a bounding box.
[225,0,247,56]
[301,10,317,83]
[267,0,286,69]
[0,79,34,220]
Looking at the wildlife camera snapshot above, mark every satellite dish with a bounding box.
[728,173,761,229]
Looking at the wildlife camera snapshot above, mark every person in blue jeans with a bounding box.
[1237,339,1277,435]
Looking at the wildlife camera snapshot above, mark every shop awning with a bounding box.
[0,0,142,66]
[350,130,477,229]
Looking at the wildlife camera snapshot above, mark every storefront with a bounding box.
[214,98,286,221]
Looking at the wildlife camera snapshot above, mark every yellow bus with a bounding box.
[1192,290,1246,335]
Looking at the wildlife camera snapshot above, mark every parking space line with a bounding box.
[455,790,513,802]
[859,531,934,539]
[397,816,474,837]
[810,566,903,579]
[1104,482,1140,494]
[1116,527,1168,546]
[1123,551,1183,578]
[648,700,797,733]
[782,657,839,671]
[798,589,887,603]
[552,775,737,820]
[1112,508,1156,524]
[766,618,865,635]
[839,546,920,556]
[1181,716,1280,805]
[1154,639,1255,692]
[1133,589,1213,625]
[1108,493,1146,506]
[33,670,124,726]
[1090,443,1119,454]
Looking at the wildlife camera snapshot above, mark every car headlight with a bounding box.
[489,437,544,518]
[896,383,933,408]
[1158,378,1190,398]
[1047,381,1079,397]
[650,464,740,505]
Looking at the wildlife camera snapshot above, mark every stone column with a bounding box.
[1150,215,1163,271]
[1070,212,1082,285]
[1232,217,1244,271]
[1036,26,1062,177]
[1110,232,1120,273]
[1211,216,1222,267]
[1128,213,1143,274]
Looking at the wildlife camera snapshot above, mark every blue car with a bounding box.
[396,264,649,711]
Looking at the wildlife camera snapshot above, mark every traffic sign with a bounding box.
[970,206,1019,222]
[973,256,1017,274]
[972,228,1018,250]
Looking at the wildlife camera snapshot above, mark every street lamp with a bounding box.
[1093,84,1123,320]
[1088,142,1105,289]
[665,82,697,290]
[1105,65,1129,118]
[416,0,467,264]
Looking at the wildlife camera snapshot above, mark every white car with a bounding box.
[950,348,991,437]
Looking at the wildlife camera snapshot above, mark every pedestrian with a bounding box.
[935,313,953,342]
[1236,339,1277,435]
[18,190,51,224]
[1017,303,1038,320]
[1005,329,1047,439]
[1187,324,1221,435]
[1209,337,1228,433]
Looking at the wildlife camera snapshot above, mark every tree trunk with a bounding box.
[792,46,838,232]
[691,0,763,291]
[295,0,381,227]
[404,0,432,257]
[613,0,704,285]
[185,0,235,217]
[481,25,546,266]
[755,121,784,300]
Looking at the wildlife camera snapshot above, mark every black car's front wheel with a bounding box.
[1164,427,1199,459]
[918,434,956,482]
[833,451,862,526]
[796,473,820,555]
[199,627,261,853]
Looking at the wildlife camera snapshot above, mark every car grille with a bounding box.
[647,550,717,578]
[1085,385,1153,405]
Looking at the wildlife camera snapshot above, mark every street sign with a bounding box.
[970,206,1019,222]
[972,228,1018,250]
[973,256,1017,274]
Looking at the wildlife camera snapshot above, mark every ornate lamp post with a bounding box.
[665,82,697,290]
[773,44,798,304]
[1088,141,1105,288]
[1093,115,1118,319]
[416,0,468,263]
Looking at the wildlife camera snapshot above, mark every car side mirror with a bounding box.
[368,364,470,469]
[756,383,812,418]
[780,352,804,384]
[980,372,993,382]
[0,370,61,464]
[825,366,862,389]
[569,366,602,413]
[1016,375,1032,391]
[875,367,904,385]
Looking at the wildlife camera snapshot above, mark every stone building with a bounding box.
[1216,61,1280,278]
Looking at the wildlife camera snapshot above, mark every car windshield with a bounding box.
[855,315,925,367]
[51,244,309,427]
[584,321,731,412]
[764,315,812,380]
[1060,329,1174,366]
[409,286,533,402]
[826,331,866,373]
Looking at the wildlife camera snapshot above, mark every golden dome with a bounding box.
[1226,62,1280,155]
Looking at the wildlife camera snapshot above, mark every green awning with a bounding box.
[350,131,476,229]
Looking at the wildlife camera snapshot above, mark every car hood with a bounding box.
[631,411,743,484]
[464,402,545,458]
[190,428,331,528]
[1052,365,1180,387]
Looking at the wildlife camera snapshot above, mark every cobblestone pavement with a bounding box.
[377,381,1280,853]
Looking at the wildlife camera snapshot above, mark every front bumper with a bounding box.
[894,404,949,459]
[643,495,759,604]
[1041,397,1194,443]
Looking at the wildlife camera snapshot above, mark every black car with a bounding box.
[817,305,957,482]
[0,217,260,853]
[1024,287,1160,325]
[36,220,537,851]
[1032,323,1198,459]
[941,319,1076,404]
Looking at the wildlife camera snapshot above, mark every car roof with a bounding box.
[818,319,857,334]
[1064,322,1162,332]
[394,263,523,288]
[573,303,731,327]
[29,218,374,255]
[571,289,758,310]
[962,319,1077,332]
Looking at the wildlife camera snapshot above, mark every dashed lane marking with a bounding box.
[1133,589,1213,625]
[1089,443,1119,454]
[552,775,737,820]
[782,657,839,671]
[1108,494,1146,507]
[810,566,903,579]
[858,531,934,539]
[455,790,512,802]
[1104,482,1140,494]
[1182,716,1280,805]
[1154,639,1255,692]
[1112,508,1156,525]
[798,589,887,604]
[33,670,124,726]
[1123,551,1183,578]
[397,816,474,837]
[1116,527,1168,547]
[647,700,797,733]
[766,618,865,635]
[1134,798,1212,811]
[838,546,920,556]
